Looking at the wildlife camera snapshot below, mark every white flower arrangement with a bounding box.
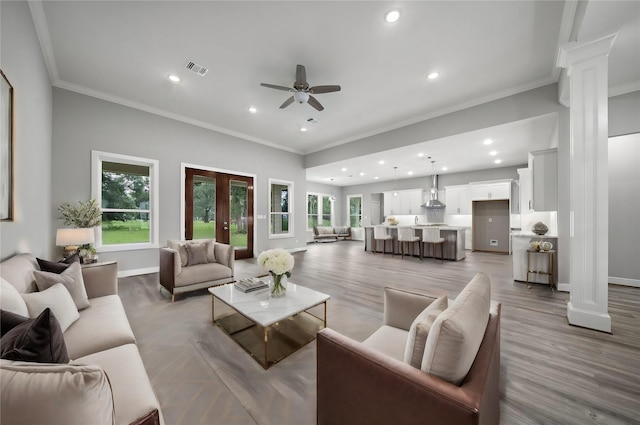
[257,248,294,277]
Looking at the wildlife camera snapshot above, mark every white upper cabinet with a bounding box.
[470,180,511,201]
[383,189,424,215]
[517,168,533,214]
[529,148,558,211]
[445,185,471,215]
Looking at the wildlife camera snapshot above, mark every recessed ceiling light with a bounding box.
[248,107,257,114]
[494,159,502,164]
[442,166,448,171]
[300,127,307,132]
[384,9,401,23]
[483,139,493,145]
[359,172,365,176]
[417,152,425,158]
[489,150,497,156]
[341,167,347,172]
[407,171,414,176]
[168,74,180,83]
[374,176,379,180]
[426,72,439,80]
[378,160,385,165]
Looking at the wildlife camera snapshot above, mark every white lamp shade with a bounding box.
[56,228,95,246]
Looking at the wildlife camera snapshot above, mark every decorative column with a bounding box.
[556,33,617,333]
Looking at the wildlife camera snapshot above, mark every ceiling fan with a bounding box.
[260,64,341,111]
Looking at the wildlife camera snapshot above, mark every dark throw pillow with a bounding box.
[37,254,81,274]
[0,308,70,363]
[0,309,30,338]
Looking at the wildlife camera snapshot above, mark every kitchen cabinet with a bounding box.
[517,167,533,214]
[529,148,557,211]
[383,189,423,215]
[445,185,471,215]
[470,180,511,201]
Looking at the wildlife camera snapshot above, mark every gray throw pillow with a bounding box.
[33,262,90,310]
[186,242,208,266]
[403,295,448,368]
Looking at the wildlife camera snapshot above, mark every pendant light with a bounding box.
[392,167,399,197]
[329,178,336,201]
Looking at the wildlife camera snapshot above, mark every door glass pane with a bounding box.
[307,194,318,228]
[350,196,363,227]
[322,196,331,225]
[229,180,248,249]
[192,175,216,240]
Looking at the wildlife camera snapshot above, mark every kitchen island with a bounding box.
[364,225,466,261]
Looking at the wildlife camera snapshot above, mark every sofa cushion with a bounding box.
[36,254,80,274]
[186,242,208,266]
[362,325,408,362]
[0,309,30,337]
[0,359,114,425]
[403,295,448,368]
[0,308,69,363]
[34,262,90,310]
[175,262,232,288]
[63,295,136,360]
[0,254,38,294]
[421,272,491,385]
[21,283,80,333]
[76,343,162,425]
[0,277,29,317]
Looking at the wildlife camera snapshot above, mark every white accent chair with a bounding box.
[421,228,445,262]
[373,226,393,255]
[397,227,421,259]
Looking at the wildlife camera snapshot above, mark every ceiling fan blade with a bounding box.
[308,95,324,111]
[309,85,341,94]
[279,96,295,109]
[260,83,293,92]
[295,64,308,88]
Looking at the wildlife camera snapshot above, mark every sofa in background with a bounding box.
[317,273,501,425]
[159,239,234,302]
[0,253,163,425]
[313,226,352,242]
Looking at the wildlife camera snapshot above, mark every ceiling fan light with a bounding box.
[294,91,309,104]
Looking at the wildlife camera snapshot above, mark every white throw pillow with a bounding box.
[21,283,80,332]
[403,295,448,368]
[0,359,115,425]
[421,272,491,385]
[34,262,90,310]
[0,277,29,317]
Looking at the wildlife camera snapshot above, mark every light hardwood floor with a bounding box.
[119,241,640,425]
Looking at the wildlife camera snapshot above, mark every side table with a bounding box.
[526,249,555,290]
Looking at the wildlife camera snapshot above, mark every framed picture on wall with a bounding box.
[0,69,13,221]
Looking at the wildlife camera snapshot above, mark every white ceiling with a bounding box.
[31,1,639,185]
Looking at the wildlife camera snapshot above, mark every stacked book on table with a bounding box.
[234,277,268,293]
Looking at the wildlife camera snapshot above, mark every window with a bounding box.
[307,193,333,229]
[91,151,159,251]
[269,179,293,238]
[348,195,363,227]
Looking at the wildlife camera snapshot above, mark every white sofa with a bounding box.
[0,253,163,425]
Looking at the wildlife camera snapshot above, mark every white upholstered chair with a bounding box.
[421,227,445,262]
[397,227,421,259]
[373,225,393,255]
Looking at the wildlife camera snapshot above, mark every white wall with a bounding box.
[0,1,53,260]
[51,89,308,273]
[608,133,640,286]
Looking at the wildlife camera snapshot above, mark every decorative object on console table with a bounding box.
[532,221,548,235]
[257,248,294,297]
[0,70,14,222]
[56,228,96,264]
[58,199,101,263]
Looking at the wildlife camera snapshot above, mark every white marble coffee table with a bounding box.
[209,282,330,369]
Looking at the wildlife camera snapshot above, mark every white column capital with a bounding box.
[557,32,618,74]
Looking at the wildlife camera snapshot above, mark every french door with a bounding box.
[185,167,254,260]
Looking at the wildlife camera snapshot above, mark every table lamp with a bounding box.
[56,228,95,259]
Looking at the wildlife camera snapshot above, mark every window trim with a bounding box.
[268,178,294,239]
[91,150,159,252]
[347,194,364,228]
[306,192,334,230]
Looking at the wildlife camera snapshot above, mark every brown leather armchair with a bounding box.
[317,288,501,425]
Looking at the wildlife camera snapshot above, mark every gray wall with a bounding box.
[0,1,53,260]
[609,91,640,137]
[51,89,308,273]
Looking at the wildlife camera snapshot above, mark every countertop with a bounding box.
[365,225,465,231]
[511,231,558,238]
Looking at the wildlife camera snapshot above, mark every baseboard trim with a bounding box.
[118,267,159,278]
[609,276,640,287]
[557,282,570,292]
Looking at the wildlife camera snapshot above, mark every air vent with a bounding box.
[306,118,319,124]
[184,61,209,76]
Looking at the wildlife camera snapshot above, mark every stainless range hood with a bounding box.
[422,174,446,209]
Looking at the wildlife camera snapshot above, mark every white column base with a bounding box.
[567,302,611,333]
